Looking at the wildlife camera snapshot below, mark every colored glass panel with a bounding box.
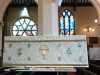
[60,16,64,29]
[59,10,75,35]
[12,17,37,36]
[65,15,69,29]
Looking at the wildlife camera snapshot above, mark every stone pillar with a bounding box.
[38,0,59,36]
[0,22,3,57]
[90,0,100,23]
[0,22,3,66]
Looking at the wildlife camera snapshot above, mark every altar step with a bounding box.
[0,69,97,75]
[0,62,100,75]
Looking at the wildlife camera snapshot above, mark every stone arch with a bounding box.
[90,0,100,23]
[0,0,11,22]
[0,0,100,24]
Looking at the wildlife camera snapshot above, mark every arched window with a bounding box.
[12,17,37,36]
[59,10,75,35]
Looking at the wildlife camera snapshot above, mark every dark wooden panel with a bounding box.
[61,0,92,7]
[10,0,37,7]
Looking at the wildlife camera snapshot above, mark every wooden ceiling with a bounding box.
[10,0,92,7]
[10,0,37,7]
[62,0,92,6]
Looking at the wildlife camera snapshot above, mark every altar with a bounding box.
[3,35,88,71]
[2,0,89,72]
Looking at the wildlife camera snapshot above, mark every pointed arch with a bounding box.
[59,9,75,35]
[0,0,11,21]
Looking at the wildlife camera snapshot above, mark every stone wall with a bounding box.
[4,6,99,37]
[4,6,38,36]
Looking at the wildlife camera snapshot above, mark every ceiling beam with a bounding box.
[61,0,92,7]
[9,0,37,7]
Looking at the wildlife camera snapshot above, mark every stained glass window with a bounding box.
[12,17,37,36]
[59,10,75,35]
